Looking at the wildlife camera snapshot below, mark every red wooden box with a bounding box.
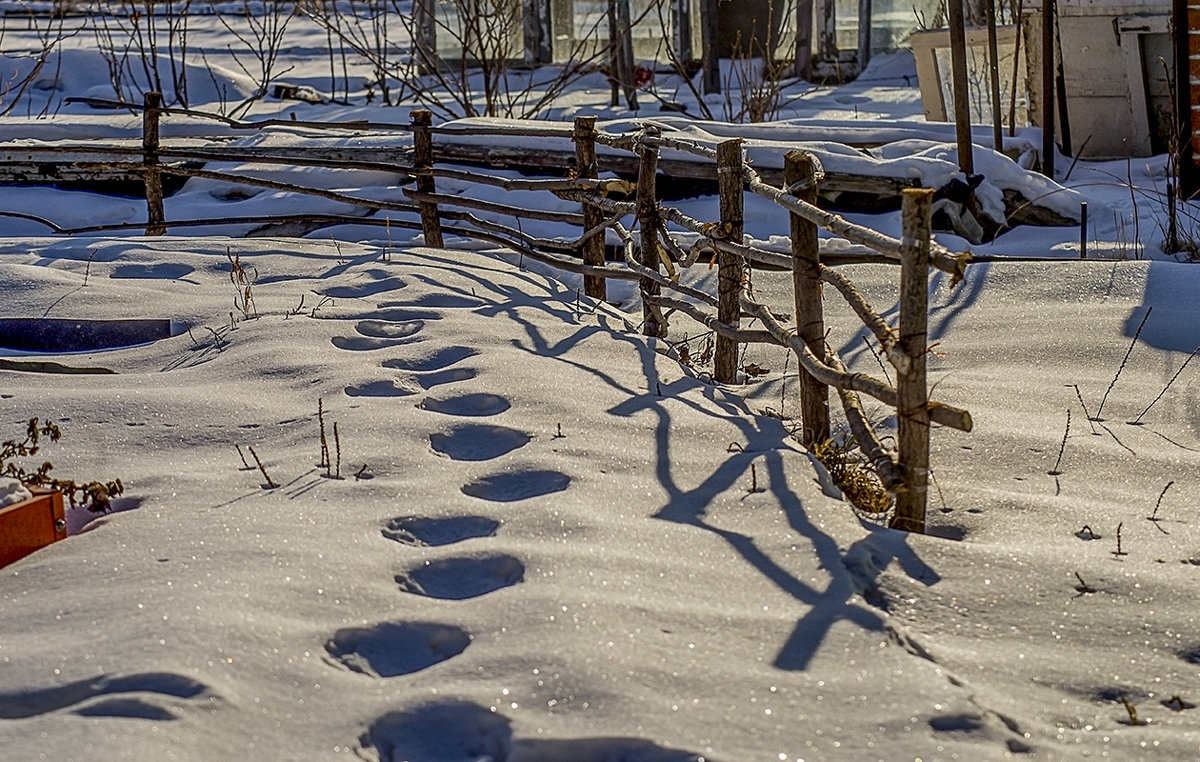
[0,487,67,569]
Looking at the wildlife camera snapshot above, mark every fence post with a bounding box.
[636,126,665,337]
[411,109,444,249]
[573,115,607,301]
[142,91,165,236]
[714,139,744,384]
[893,187,934,534]
[784,150,830,448]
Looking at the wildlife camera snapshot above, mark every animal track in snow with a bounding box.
[419,393,510,417]
[461,469,570,502]
[317,274,406,298]
[430,424,530,461]
[344,380,418,398]
[0,672,213,721]
[381,346,479,373]
[382,515,500,546]
[324,622,470,678]
[395,553,524,600]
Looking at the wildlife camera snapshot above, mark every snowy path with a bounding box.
[2,240,1200,760]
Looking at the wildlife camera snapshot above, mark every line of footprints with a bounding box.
[320,285,594,758]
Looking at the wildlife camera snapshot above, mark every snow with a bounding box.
[0,476,32,507]
[2,11,1200,762]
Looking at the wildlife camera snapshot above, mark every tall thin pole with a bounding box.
[671,0,693,66]
[947,0,974,175]
[1008,0,1025,137]
[701,0,720,94]
[1041,0,1056,178]
[985,0,1003,151]
[857,0,872,72]
[795,0,813,79]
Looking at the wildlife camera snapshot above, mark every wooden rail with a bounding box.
[0,96,974,533]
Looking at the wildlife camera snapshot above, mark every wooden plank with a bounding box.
[0,488,67,569]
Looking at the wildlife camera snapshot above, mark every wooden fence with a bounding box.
[0,93,974,533]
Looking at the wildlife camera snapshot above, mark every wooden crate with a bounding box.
[0,488,67,569]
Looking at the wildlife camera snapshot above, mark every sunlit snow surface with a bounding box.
[1,14,1200,762]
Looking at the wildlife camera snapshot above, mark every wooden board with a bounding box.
[0,488,67,569]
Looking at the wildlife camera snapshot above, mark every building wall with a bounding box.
[1191,0,1200,162]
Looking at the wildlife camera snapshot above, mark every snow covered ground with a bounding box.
[2,10,1200,762]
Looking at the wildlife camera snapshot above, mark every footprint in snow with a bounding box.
[353,319,425,339]
[344,379,418,398]
[110,263,194,280]
[406,366,478,389]
[419,393,510,417]
[461,469,570,503]
[359,700,712,762]
[395,553,524,600]
[382,515,500,546]
[317,274,406,299]
[0,672,215,722]
[430,424,530,461]
[384,293,483,310]
[331,321,423,351]
[382,346,479,372]
[324,622,470,678]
